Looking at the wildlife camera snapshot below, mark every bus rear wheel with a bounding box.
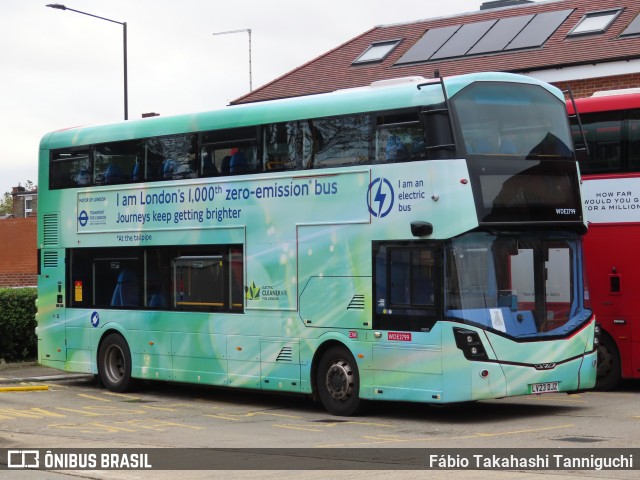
[596,333,621,391]
[98,333,134,393]
[317,346,361,416]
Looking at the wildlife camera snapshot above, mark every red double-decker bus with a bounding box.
[569,91,640,389]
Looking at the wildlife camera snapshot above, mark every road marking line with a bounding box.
[55,407,110,417]
[273,424,324,432]
[249,411,302,419]
[77,393,112,402]
[344,421,393,427]
[203,414,241,421]
[470,424,574,438]
[141,405,180,411]
[142,420,204,430]
[0,408,63,419]
[101,392,141,400]
[51,422,138,434]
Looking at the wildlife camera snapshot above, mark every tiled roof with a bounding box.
[233,0,640,104]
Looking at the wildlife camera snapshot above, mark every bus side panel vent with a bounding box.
[347,294,365,310]
[276,347,293,362]
[42,212,61,247]
[43,251,59,269]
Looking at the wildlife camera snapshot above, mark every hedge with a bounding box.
[0,288,37,362]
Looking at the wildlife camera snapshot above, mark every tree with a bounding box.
[0,191,11,216]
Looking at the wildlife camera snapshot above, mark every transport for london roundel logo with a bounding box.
[367,177,394,218]
[78,210,89,227]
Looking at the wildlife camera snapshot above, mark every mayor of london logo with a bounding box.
[367,177,394,218]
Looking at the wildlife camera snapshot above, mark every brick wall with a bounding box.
[554,73,640,99]
[0,217,37,287]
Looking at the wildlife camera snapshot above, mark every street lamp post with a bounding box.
[46,3,128,120]
[212,29,253,92]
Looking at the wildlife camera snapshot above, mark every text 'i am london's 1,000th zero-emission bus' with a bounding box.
[37,72,597,416]
[568,90,640,390]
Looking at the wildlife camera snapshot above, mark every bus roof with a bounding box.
[568,91,640,115]
[40,72,561,151]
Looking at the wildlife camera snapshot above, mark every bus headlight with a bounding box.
[453,327,489,361]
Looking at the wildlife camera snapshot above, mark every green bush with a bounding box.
[0,288,37,362]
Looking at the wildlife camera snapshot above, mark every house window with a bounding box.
[24,196,33,217]
[567,9,622,36]
[353,40,401,64]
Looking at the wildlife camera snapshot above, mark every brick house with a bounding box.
[0,187,38,287]
[233,0,640,104]
[11,186,37,218]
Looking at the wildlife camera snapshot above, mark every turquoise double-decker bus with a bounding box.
[37,72,597,415]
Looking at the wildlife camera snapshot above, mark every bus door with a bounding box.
[370,242,443,400]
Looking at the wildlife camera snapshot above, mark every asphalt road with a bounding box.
[0,364,638,479]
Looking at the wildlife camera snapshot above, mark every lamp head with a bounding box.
[46,4,67,10]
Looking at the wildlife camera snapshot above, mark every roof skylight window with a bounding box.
[620,13,640,37]
[568,9,622,36]
[353,40,401,64]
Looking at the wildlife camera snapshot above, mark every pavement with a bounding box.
[0,362,91,386]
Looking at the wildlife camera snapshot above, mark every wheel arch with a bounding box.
[596,327,621,390]
[96,326,128,364]
[310,339,353,401]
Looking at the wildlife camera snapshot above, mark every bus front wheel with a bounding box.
[317,346,361,416]
[98,333,134,393]
[596,333,621,391]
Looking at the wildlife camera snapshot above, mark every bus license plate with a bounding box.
[530,382,559,394]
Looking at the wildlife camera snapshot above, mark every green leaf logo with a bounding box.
[245,281,261,300]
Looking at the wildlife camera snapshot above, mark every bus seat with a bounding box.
[111,269,139,307]
[131,162,141,182]
[201,154,217,177]
[499,139,517,154]
[162,159,176,179]
[230,151,248,174]
[104,163,124,184]
[148,293,168,308]
[221,155,231,175]
[473,138,492,154]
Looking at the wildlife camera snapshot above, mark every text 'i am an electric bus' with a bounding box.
[37,72,597,415]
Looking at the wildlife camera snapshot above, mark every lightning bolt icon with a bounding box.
[374,180,386,217]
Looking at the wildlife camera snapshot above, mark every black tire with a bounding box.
[596,333,621,391]
[316,345,361,416]
[98,333,134,393]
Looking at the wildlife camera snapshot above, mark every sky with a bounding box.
[0,0,515,197]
